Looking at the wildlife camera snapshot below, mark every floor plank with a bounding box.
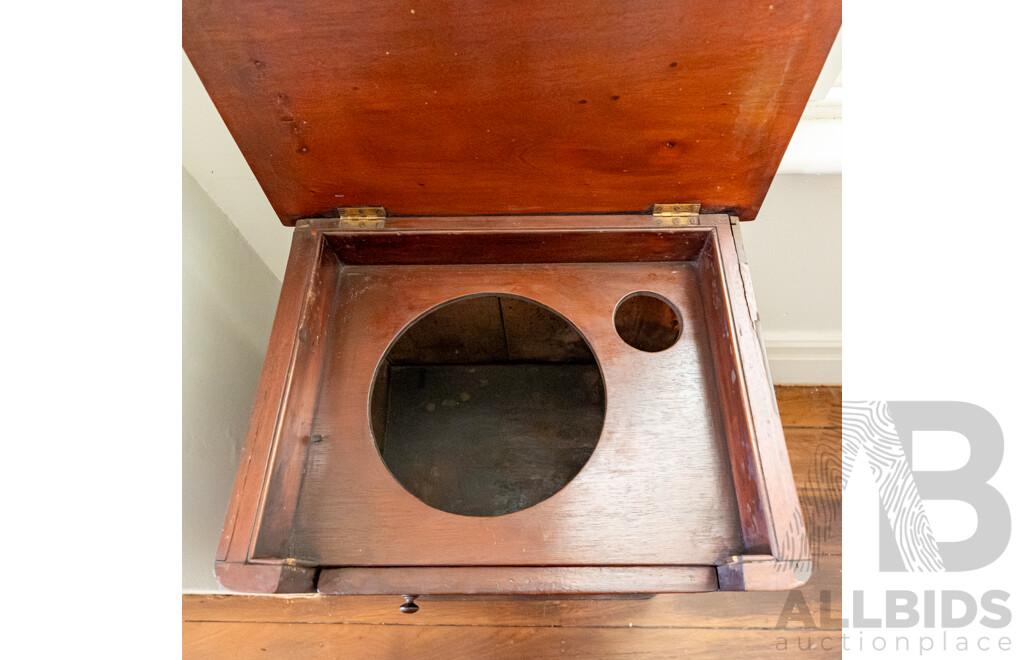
[775,385,841,428]
[787,428,842,491]
[183,622,841,659]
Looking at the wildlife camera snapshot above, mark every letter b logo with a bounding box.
[843,402,1010,571]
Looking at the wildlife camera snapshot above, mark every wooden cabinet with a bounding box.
[183,0,841,601]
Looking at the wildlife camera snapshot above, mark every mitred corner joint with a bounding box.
[716,555,812,591]
[214,561,317,594]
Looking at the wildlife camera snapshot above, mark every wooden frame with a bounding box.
[215,213,808,595]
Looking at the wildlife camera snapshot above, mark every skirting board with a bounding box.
[763,334,841,385]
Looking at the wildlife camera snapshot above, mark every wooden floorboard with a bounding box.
[788,429,842,491]
[775,385,841,429]
[184,385,842,658]
[183,623,841,659]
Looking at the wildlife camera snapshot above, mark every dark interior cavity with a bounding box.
[614,292,682,352]
[369,295,605,517]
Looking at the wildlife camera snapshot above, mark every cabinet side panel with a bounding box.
[716,219,810,568]
[251,241,341,560]
[216,228,323,565]
[697,227,771,554]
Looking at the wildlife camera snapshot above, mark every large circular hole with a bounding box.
[614,292,681,352]
[370,295,605,517]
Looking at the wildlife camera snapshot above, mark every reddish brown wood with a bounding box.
[713,219,810,581]
[250,243,339,559]
[189,554,841,628]
[324,224,710,265]
[613,292,682,352]
[182,0,840,224]
[189,427,840,653]
[290,254,743,566]
[696,230,771,555]
[214,562,316,595]
[191,404,840,647]
[319,566,718,596]
[378,214,702,232]
[189,484,840,627]
[215,230,319,563]
[214,229,335,592]
[214,213,807,595]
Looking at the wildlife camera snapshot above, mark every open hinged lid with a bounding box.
[183,1,840,224]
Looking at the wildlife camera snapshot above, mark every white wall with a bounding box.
[182,168,282,592]
[742,174,842,384]
[183,53,293,281]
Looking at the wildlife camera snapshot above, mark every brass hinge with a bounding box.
[336,206,386,229]
[652,203,700,226]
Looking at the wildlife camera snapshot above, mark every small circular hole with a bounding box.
[614,292,681,352]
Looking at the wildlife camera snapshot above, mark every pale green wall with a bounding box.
[182,168,282,591]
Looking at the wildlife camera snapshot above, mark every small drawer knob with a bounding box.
[399,595,419,614]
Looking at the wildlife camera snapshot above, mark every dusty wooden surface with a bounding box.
[216,216,810,592]
[291,259,744,566]
[185,385,841,658]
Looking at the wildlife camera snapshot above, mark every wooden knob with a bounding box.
[399,595,419,614]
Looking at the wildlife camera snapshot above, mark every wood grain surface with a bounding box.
[183,0,841,223]
[213,215,809,594]
[185,386,842,659]
[290,259,745,565]
[319,565,719,596]
[214,229,324,592]
[183,624,840,659]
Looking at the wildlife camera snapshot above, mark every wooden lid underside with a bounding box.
[183,0,840,224]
